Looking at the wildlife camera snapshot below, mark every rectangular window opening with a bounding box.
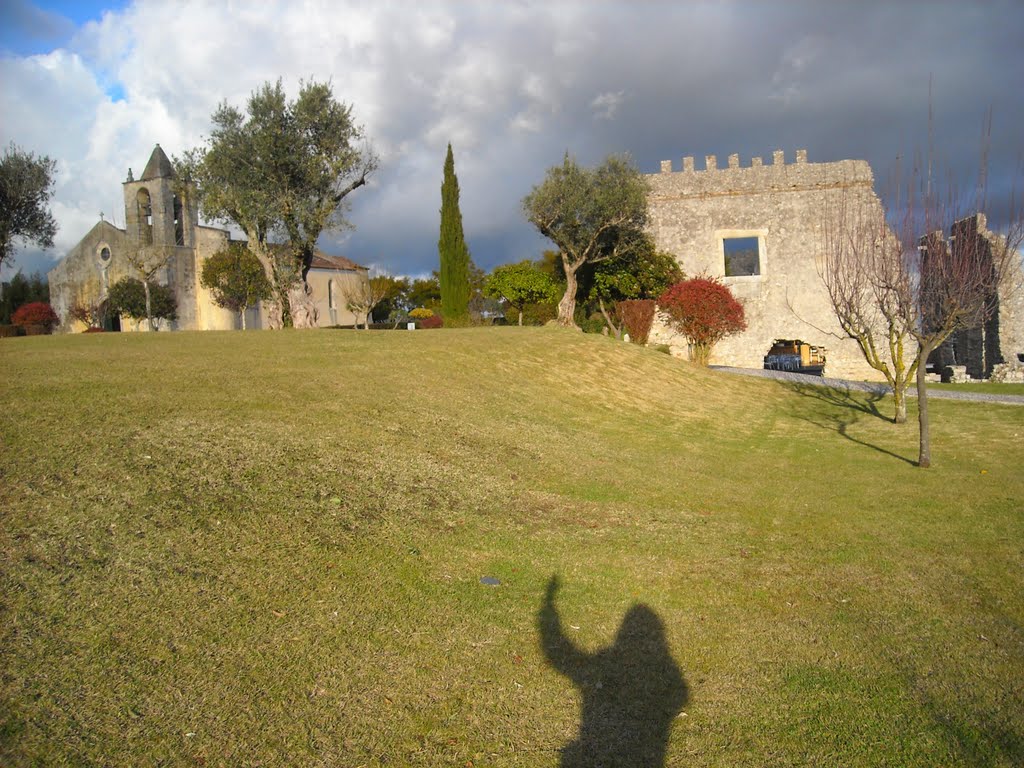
[724,236,760,277]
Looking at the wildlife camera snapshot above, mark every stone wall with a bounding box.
[926,215,1024,379]
[48,221,134,331]
[190,226,241,331]
[307,267,368,327]
[646,150,889,380]
[996,245,1024,368]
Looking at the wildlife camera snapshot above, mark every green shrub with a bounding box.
[519,301,558,326]
[108,277,177,327]
[579,312,606,335]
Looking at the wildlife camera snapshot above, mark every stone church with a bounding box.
[49,145,370,332]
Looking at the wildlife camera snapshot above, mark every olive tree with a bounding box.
[523,154,649,326]
[0,143,57,274]
[108,277,177,331]
[185,79,376,328]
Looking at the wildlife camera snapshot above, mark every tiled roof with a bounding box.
[241,242,366,271]
[309,252,366,271]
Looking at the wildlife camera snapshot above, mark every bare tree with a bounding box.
[345,271,395,330]
[124,246,173,331]
[910,209,1023,466]
[820,187,917,423]
[821,144,1024,466]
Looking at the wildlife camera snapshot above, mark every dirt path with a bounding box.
[710,366,1024,406]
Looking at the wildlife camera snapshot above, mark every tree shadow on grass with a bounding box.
[537,575,688,767]
[778,379,918,466]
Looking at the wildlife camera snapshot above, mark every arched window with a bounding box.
[172,194,184,246]
[328,279,336,309]
[136,188,153,245]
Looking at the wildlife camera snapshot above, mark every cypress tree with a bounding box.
[438,143,471,325]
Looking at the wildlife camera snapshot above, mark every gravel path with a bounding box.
[710,366,1024,406]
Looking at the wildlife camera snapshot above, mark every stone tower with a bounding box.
[122,144,196,248]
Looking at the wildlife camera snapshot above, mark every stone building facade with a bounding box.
[925,214,1024,379]
[646,149,887,380]
[49,145,369,332]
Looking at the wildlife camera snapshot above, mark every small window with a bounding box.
[100,247,111,262]
[328,279,336,310]
[724,236,760,276]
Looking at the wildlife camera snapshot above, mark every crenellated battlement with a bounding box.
[649,149,875,199]
[658,148,812,174]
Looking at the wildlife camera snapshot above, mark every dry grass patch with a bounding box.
[2,327,1022,766]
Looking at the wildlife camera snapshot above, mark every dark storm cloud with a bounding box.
[0,0,76,56]
[336,0,1024,277]
[3,1,1022,280]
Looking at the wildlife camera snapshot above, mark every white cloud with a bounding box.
[591,90,625,120]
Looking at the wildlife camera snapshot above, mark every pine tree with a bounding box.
[438,143,471,325]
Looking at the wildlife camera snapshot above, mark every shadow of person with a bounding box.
[537,575,688,767]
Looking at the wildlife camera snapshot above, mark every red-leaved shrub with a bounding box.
[11,302,59,332]
[658,277,746,365]
[617,299,657,344]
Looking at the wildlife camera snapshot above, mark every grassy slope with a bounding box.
[1,327,1022,767]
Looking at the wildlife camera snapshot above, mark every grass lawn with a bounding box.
[928,381,1024,396]
[2,327,1022,767]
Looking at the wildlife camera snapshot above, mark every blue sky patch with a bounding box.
[0,0,128,56]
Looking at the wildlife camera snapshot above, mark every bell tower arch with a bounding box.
[123,144,196,248]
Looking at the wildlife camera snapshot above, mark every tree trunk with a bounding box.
[916,347,933,468]
[240,309,247,331]
[557,267,578,327]
[276,284,292,327]
[518,308,523,327]
[143,280,153,331]
[893,385,907,424]
[287,282,317,328]
[597,297,621,339]
[248,239,287,329]
[693,342,711,366]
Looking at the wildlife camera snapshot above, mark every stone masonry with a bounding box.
[927,214,1024,379]
[646,149,888,380]
[49,145,370,332]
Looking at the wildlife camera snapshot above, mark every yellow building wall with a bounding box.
[307,268,370,327]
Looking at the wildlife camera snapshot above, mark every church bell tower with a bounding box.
[123,144,196,248]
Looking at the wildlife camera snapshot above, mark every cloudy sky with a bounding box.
[2,0,1023,280]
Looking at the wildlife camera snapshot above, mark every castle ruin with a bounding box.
[646,149,886,379]
[645,149,1024,381]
